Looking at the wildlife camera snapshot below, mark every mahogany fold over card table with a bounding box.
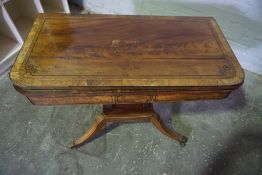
[10,14,244,148]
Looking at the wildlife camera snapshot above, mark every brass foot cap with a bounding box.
[179,136,188,147]
[69,141,77,149]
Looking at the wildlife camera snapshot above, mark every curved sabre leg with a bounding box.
[69,104,188,149]
[70,114,106,149]
[150,113,188,147]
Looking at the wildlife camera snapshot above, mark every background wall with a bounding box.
[83,0,262,75]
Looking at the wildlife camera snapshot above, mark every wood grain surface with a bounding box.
[10,14,244,105]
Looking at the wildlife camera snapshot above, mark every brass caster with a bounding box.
[179,136,188,147]
[69,141,77,149]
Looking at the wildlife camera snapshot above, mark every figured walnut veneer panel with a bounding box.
[11,14,244,89]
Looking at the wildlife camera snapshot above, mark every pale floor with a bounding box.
[0,1,262,175]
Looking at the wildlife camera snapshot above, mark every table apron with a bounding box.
[21,90,231,105]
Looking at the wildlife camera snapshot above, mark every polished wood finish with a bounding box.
[11,14,244,105]
[70,104,187,148]
[16,87,232,105]
[10,14,244,147]
[11,14,244,103]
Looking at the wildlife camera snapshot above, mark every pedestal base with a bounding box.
[70,103,187,148]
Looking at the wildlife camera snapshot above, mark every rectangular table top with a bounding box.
[10,14,244,90]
